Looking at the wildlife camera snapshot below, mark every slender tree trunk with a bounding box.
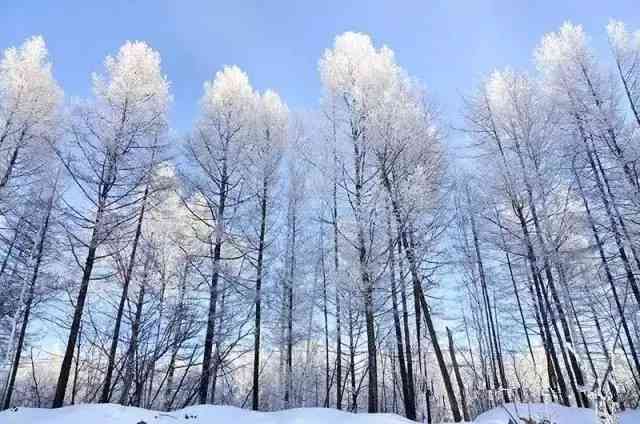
[379,169,461,421]
[252,179,268,410]
[119,255,150,405]
[332,169,343,410]
[397,236,416,418]
[71,322,82,405]
[514,205,570,406]
[512,138,586,407]
[164,262,188,411]
[497,211,536,369]
[210,277,227,403]
[348,299,357,411]
[613,55,640,130]
[2,186,54,410]
[52,201,105,408]
[447,327,470,422]
[351,133,377,413]
[593,147,640,290]
[321,237,331,408]
[0,143,22,193]
[0,220,19,281]
[100,184,149,403]
[199,168,227,404]
[284,199,296,408]
[468,205,509,402]
[575,167,640,383]
[387,210,412,419]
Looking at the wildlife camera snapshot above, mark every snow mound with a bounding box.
[473,403,640,424]
[0,404,413,424]
[1,403,638,424]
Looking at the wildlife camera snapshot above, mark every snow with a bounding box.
[473,403,640,424]
[0,403,638,424]
[0,404,412,424]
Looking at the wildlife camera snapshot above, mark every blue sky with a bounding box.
[2,0,639,139]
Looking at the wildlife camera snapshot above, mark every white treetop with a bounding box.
[200,65,255,135]
[92,41,170,153]
[0,36,62,136]
[0,36,62,194]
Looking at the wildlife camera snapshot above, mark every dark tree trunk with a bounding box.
[119,256,149,405]
[100,184,149,403]
[199,171,227,404]
[348,300,357,412]
[512,138,587,407]
[284,205,296,407]
[2,187,54,410]
[332,171,343,410]
[52,210,102,408]
[514,204,570,406]
[575,168,640,384]
[398,240,416,418]
[320,237,331,408]
[387,211,413,419]
[614,54,640,130]
[71,322,82,405]
[379,169,460,422]
[351,134,377,413]
[447,327,470,422]
[468,206,509,402]
[252,179,268,410]
[0,144,21,193]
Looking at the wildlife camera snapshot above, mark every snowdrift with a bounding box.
[0,403,638,424]
[0,404,412,424]
[473,403,640,424]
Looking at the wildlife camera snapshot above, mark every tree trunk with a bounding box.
[284,199,296,408]
[447,327,470,422]
[398,239,416,418]
[119,256,150,405]
[351,135,378,413]
[379,169,460,421]
[199,174,226,404]
[387,210,413,419]
[2,185,54,410]
[100,184,149,403]
[514,204,570,406]
[575,168,640,383]
[252,179,268,410]
[52,204,104,408]
[332,169,343,410]
[468,205,509,402]
[321,237,331,408]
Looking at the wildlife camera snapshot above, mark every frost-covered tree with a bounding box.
[0,36,62,204]
[184,65,256,404]
[319,32,398,413]
[608,20,640,130]
[248,89,288,410]
[52,41,170,407]
[369,73,449,421]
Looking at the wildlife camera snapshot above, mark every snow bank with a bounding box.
[0,403,638,424]
[0,404,412,424]
[473,403,640,424]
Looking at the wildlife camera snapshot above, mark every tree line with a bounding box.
[1,19,640,423]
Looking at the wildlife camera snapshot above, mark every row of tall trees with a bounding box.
[2,19,640,422]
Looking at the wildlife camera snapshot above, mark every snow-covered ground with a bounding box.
[473,403,639,424]
[0,403,637,424]
[0,404,413,424]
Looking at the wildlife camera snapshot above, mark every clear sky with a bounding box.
[2,0,639,140]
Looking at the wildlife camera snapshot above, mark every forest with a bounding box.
[1,18,640,424]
